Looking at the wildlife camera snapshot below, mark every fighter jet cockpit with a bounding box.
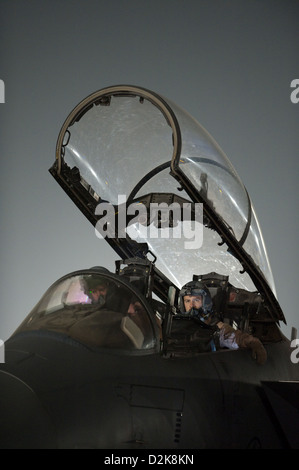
[46,84,285,347]
[14,269,160,353]
[2,85,298,451]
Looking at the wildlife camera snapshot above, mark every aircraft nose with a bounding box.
[0,370,57,449]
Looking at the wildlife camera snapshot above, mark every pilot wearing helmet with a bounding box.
[178,280,267,364]
[83,276,109,306]
[81,267,124,311]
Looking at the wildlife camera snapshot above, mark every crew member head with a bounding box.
[179,280,213,322]
[82,276,109,305]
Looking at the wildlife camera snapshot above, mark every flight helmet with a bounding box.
[179,280,213,320]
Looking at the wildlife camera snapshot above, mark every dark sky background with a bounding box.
[0,0,298,341]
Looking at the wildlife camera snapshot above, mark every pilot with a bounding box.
[82,276,110,306]
[178,281,267,364]
[82,274,138,313]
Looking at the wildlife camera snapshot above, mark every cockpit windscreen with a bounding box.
[14,271,158,352]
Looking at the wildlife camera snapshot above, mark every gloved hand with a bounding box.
[220,323,267,365]
[236,332,267,364]
[249,338,267,364]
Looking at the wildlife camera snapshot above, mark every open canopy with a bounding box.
[50,85,285,323]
